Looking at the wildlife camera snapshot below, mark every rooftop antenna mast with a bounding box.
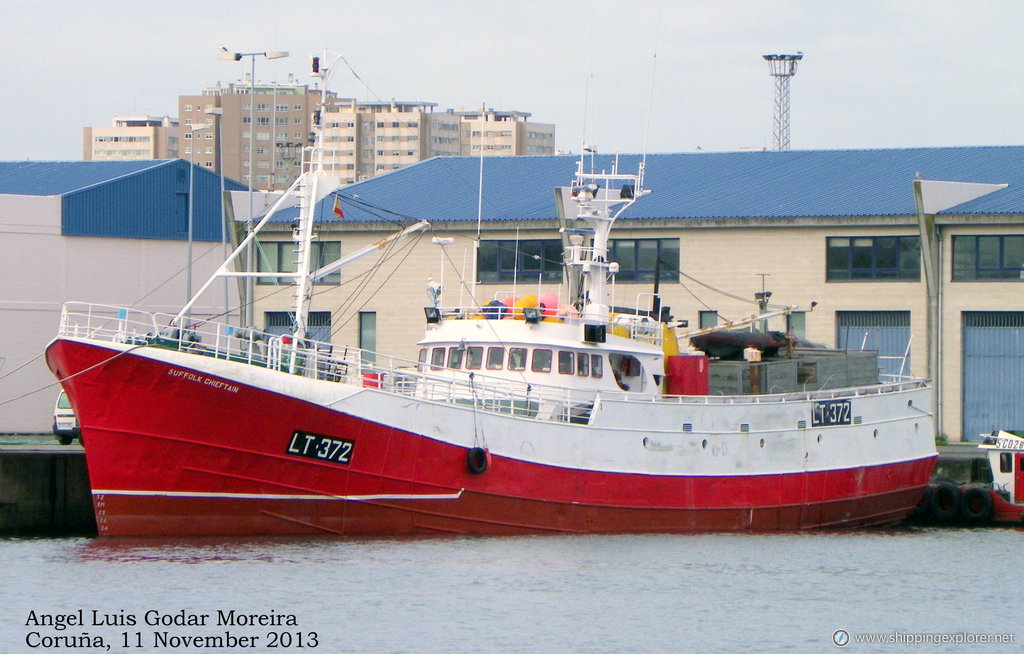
[763,52,803,151]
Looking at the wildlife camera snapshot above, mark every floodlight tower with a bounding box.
[763,52,803,151]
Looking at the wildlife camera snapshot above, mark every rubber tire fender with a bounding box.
[959,487,994,523]
[928,483,961,522]
[911,486,933,519]
[466,447,490,475]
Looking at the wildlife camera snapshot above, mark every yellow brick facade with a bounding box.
[252,212,1024,442]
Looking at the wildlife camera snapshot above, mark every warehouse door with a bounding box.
[836,311,911,378]
[962,312,1024,441]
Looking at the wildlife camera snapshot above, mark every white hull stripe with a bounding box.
[92,489,464,502]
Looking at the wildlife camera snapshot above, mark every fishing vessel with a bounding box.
[45,54,937,537]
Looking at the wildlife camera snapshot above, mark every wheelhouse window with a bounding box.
[826,236,920,281]
[532,349,552,373]
[486,347,504,370]
[257,241,341,284]
[430,347,445,370]
[558,351,574,375]
[590,354,603,378]
[466,346,483,369]
[953,235,1024,280]
[608,238,679,282]
[477,239,563,283]
[508,348,528,371]
[448,346,464,369]
[577,352,590,376]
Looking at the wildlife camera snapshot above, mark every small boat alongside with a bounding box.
[44,52,937,537]
[913,431,1024,525]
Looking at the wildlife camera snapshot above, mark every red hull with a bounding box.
[47,339,936,537]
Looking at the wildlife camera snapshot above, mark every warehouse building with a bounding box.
[248,147,1024,443]
[0,160,244,432]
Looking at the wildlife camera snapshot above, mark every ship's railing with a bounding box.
[57,302,928,422]
[56,302,598,424]
[58,303,273,367]
[430,304,665,347]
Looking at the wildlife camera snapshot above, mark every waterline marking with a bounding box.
[833,628,1015,647]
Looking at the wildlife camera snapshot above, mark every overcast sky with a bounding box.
[3,0,1024,161]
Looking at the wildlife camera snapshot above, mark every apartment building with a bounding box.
[83,116,179,161]
[177,74,318,191]
[456,109,556,156]
[87,76,556,190]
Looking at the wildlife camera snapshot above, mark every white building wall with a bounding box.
[0,194,227,433]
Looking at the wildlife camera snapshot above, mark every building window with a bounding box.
[477,239,563,283]
[264,311,331,343]
[257,241,341,284]
[359,311,376,363]
[826,236,920,281]
[608,238,679,282]
[953,235,1024,280]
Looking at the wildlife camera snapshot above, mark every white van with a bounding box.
[53,390,80,445]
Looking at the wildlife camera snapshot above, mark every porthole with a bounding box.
[701,439,708,450]
[759,438,765,448]
[817,434,822,444]
[873,429,879,439]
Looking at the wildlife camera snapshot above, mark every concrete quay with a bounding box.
[0,436,95,536]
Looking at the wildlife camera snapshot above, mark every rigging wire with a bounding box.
[433,242,535,388]
[0,345,148,408]
[322,230,427,338]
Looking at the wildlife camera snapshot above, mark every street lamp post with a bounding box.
[218,47,288,328]
[187,123,211,315]
[206,108,229,320]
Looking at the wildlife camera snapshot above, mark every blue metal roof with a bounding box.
[301,146,1024,224]
[0,160,170,196]
[0,160,246,241]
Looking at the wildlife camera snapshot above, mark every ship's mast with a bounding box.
[565,156,649,322]
[290,51,341,340]
[172,50,428,336]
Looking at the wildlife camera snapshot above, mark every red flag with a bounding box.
[333,196,344,219]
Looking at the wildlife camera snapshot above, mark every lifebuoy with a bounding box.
[928,483,960,522]
[959,487,994,523]
[466,447,490,474]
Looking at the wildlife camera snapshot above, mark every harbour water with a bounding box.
[1,528,1019,653]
